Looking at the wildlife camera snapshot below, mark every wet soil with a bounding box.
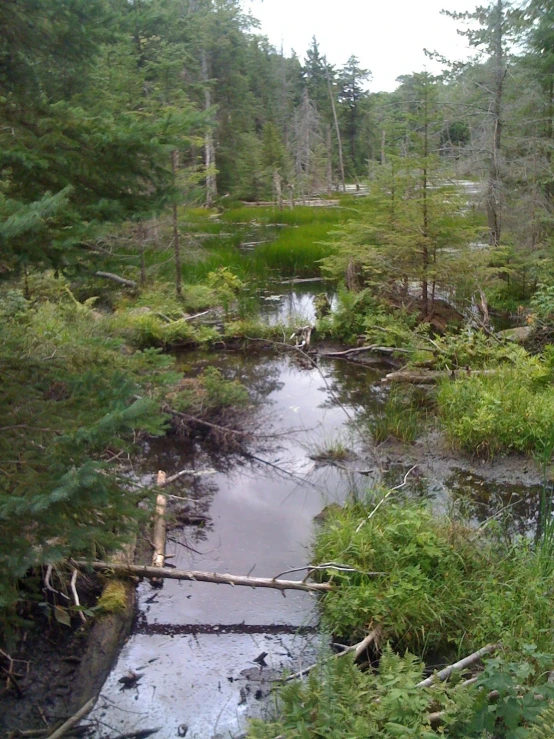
[0,577,106,734]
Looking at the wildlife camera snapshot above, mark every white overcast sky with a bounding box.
[244,0,480,92]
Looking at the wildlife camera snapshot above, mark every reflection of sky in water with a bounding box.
[91,353,375,739]
[257,280,337,326]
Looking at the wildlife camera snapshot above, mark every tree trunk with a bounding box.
[201,49,217,207]
[487,0,505,247]
[326,65,346,193]
[326,124,333,194]
[171,150,183,300]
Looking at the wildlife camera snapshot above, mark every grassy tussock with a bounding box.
[313,499,554,657]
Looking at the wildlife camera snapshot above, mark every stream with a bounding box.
[89,285,544,739]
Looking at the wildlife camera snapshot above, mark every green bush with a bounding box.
[248,644,554,739]
[313,499,554,657]
[0,296,176,621]
[437,354,554,456]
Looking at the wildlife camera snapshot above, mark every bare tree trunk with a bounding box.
[487,0,506,247]
[171,150,183,300]
[201,49,217,208]
[326,63,346,193]
[326,125,333,194]
[421,88,430,316]
[381,129,386,165]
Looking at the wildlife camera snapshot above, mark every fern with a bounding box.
[528,703,554,739]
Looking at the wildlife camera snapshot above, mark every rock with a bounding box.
[496,326,533,342]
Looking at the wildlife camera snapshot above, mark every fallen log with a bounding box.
[382,368,499,384]
[416,643,500,688]
[95,272,137,289]
[71,561,333,593]
[323,345,414,359]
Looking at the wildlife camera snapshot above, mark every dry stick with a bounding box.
[46,697,96,739]
[94,272,137,289]
[355,466,418,534]
[71,561,332,593]
[382,368,499,385]
[70,569,86,623]
[165,405,249,439]
[322,345,414,358]
[183,309,213,322]
[271,563,384,581]
[416,644,500,689]
[245,452,322,491]
[282,629,381,682]
[152,472,167,572]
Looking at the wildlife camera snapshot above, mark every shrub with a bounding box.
[313,498,554,657]
[437,355,554,456]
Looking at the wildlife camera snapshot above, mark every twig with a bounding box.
[281,628,381,682]
[183,309,213,321]
[272,563,384,581]
[158,468,216,486]
[355,466,418,533]
[416,644,500,688]
[245,453,322,491]
[95,272,137,289]
[70,569,86,623]
[46,697,96,739]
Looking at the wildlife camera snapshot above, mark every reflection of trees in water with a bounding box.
[177,351,285,406]
[316,359,385,421]
[143,355,290,543]
[447,470,546,539]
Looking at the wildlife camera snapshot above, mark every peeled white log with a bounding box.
[72,561,333,593]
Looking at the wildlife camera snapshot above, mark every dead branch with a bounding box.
[152,475,167,572]
[416,644,500,688]
[355,466,418,533]
[272,563,384,581]
[282,628,381,682]
[322,345,414,359]
[158,468,216,486]
[382,368,499,384]
[71,561,333,593]
[70,569,86,623]
[183,309,213,322]
[94,272,137,289]
[164,405,250,439]
[46,697,96,739]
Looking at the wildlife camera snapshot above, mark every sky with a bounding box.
[244,0,480,92]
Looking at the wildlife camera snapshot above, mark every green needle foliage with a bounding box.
[0,279,179,625]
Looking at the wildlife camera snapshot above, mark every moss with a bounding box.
[96,580,130,614]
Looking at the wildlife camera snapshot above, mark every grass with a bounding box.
[437,352,554,457]
[370,387,430,444]
[102,202,353,290]
[312,497,554,658]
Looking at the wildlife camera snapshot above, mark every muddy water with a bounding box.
[90,352,381,739]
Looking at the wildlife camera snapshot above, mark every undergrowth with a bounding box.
[313,498,554,658]
[437,351,554,456]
